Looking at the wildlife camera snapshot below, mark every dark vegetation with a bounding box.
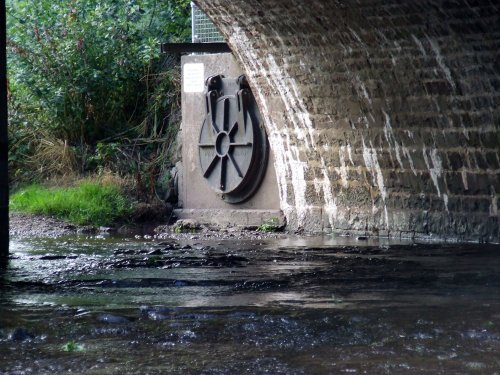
[7,0,191,224]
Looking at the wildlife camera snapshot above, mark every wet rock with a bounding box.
[156,241,180,250]
[97,314,130,324]
[157,241,175,246]
[39,254,67,260]
[113,248,136,255]
[9,327,34,341]
[54,306,76,316]
[148,311,170,321]
[181,330,196,340]
[147,249,163,256]
[77,226,97,235]
[153,224,170,234]
[175,219,201,231]
[99,226,115,233]
[140,305,174,320]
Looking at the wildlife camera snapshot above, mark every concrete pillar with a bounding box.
[0,1,9,260]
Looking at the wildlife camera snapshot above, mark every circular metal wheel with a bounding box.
[198,87,268,204]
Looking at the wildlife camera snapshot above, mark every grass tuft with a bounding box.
[10,182,133,226]
[256,217,282,233]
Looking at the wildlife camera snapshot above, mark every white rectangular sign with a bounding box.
[183,63,205,93]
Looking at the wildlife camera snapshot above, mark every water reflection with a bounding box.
[1,234,499,374]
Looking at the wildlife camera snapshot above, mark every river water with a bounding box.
[0,234,499,374]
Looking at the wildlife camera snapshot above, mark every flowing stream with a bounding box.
[1,234,499,374]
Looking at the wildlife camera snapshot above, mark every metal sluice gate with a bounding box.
[198,74,269,204]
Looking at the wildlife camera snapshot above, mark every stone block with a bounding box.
[480,131,500,149]
[485,152,500,170]
[447,152,465,171]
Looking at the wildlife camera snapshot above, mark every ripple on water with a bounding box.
[1,236,499,374]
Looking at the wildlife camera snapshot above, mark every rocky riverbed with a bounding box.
[9,213,81,238]
[8,212,287,241]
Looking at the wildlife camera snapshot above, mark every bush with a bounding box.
[7,0,190,190]
[10,182,133,226]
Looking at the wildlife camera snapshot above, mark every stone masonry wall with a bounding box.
[194,0,500,241]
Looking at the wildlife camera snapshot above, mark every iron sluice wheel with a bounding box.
[198,75,269,204]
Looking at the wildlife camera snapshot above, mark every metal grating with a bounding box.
[192,3,224,43]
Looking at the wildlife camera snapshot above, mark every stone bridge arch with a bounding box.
[194,0,499,241]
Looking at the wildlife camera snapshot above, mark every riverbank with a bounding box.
[8,212,287,241]
[9,212,80,238]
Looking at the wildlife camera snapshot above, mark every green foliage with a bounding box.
[256,223,277,233]
[10,182,133,226]
[256,217,281,233]
[62,341,84,352]
[7,0,191,190]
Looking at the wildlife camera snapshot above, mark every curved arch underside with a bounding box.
[194,0,500,241]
